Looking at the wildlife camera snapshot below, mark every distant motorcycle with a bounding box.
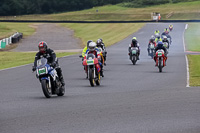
[34,58,65,98]
[155,49,166,72]
[83,53,101,87]
[129,47,139,65]
[169,26,173,31]
[148,43,155,58]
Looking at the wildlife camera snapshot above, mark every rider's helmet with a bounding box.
[163,36,167,41]
[150,35,155,42]
[157,41,163,46]
[38,41,48,54]
[96,39,102,47]
[155,33,160,38]
[88,42,96,52]
[155,30,160,34]
[87,40,93,48]
[132,37,137,45]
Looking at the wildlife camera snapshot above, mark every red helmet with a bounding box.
[38,41,47,53]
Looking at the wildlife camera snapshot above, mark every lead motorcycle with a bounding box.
[83,54,101,87]
[34,58,65,98]
[155,49,166,72]
[129,47,139,65]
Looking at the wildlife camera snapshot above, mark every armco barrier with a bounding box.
[0,32,23,49]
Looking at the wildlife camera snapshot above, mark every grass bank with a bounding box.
[1,1,200,21]
[60,23,144,47]
[187,55,200,86]
[185,23,200,86]
[0,52,77,70]
[185,23,200,52]
[0,23,36,39]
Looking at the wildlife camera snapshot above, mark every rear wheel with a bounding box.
[89,68,95,87]
[41,79,52,98]
[159,59,162,72]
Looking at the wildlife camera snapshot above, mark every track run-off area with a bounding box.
[0,23,200,133]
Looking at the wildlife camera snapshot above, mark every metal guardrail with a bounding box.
[0,20,200,23]
[0,32,23,49]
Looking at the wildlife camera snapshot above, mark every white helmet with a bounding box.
[88,42,96,51]
[163,36,167,40]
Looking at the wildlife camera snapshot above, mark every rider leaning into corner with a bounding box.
[32,41,65,86]
[128,37,140,60]
[154,41,168,66]
[96,38,107,65]
[84,42,104,77]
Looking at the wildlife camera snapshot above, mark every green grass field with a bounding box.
[60,23,144,47]
[185,23,200,86]
[1,1,199,21]
[0,23,36,39]
[187,55,200,86]
[0,52,77,70]
[185,23,200,52]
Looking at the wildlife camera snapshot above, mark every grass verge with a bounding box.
[185,23,200,52]
[187,55,200,86]
[1,1,200,21]
[0,22,36,39]
[60,23,144,47]
[0,52,77,70]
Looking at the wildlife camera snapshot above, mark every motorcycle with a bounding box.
[169,26,173,31]
[83,53,101,87]
[155,49,166,72]
[129,47,139,65]
[148,43,155,58]
[34,58,65,98]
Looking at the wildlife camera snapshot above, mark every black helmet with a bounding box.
[132,39,137,45]
[96,39,102,46]
[38,41,48,53]
[87,40,93,48]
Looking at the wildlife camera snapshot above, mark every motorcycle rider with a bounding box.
[85,42,104,77]
[154,30,160,35]
[154,41,168,66]
[128,37,140,60]
[32,41,65,86]
[162,36,170,49]
[96,38,107,65]
[82,40,93,59]
[161,28,172,44]
[155,33,162,43]
[147,35,157,54]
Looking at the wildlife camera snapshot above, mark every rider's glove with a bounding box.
[52,62,57,68]
[32,66,36,72]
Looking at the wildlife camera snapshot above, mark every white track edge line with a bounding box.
[183,23,190,87]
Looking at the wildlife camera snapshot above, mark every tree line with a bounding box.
[0,0,198,16]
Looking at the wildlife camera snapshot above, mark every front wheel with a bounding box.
[41,79,52,98]
[57,86,65,96]
[95,72,101,86]
[89,68,95,87]
[131,55,136,65]
[158,59,162,73]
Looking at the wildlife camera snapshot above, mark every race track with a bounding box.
[1,23,200,133]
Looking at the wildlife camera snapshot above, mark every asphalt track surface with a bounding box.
[1,23,200,133]
[13,24,81,52]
